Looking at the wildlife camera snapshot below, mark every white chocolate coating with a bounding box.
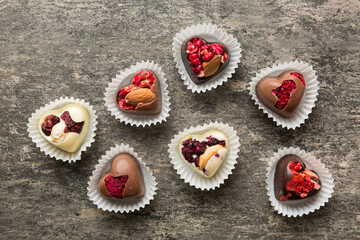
[38,104,89,153]
[178,130,228,178]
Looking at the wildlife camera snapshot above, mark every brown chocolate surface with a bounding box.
[181,37,231,85]
[274,154,321,201]
[116,70,162,115]
[98,153,146,199]
[255,71,305,118]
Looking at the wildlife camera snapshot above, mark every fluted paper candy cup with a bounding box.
[172,23,242,93]
[27,97,98,163]
[266,147,334,217]
[87,144,157,213]
[168,122,240,190]
[248,60,319,129]
[104,60,171,127]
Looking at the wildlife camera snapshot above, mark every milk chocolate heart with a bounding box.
[256,71,305,118]
[181,37,230,85]
[178,130,228,178]
[274,154,321,201]
[38,103,89,153]
[98,153,145,199]
[116,70,161,115]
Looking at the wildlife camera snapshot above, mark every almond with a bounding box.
[202,55,222,77]
[198,144,225,170]
[125,88,156,106]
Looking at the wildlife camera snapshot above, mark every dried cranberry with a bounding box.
[118,99,135,110]
[191,64,202,75]
[189,53,198,61]
[181,136,225,164]
[132,75,141,86]
[105,175,129,199]
[202,52,215,61]
[191,58,201,66]
[41,115,60,136]
[211,44,224,55]
[272,80,297,110]
[207,138,219,146]
[60,111,84,134]
[290,72,305,86]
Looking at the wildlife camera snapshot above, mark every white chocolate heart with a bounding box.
[38,103,89,153]
[178,130,228,178]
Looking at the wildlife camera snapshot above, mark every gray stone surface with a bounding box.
[0,0,359,239]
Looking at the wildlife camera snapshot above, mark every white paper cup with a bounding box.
[248,60,319,129]
[27,97,98,163]
[104,60,171,127]
[87,144,157,213]
[168,122,240,190]
[266,147,334,217]
[172,23,242,93]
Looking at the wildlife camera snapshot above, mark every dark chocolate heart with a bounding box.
[98,153,145,199]
[274,154,321,201]
[256,71,305,118]
[181,37,230,85]
[116,70,162,115]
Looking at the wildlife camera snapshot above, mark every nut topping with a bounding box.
[125,88,156,107]
[202,55,222,77]
[198,144,225,170]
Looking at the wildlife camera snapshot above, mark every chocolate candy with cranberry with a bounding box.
[274,154,321,201]
[256,71,305,118]
[38,103,89,153]
[178,130,228,178]
[181,37,230,84]
[98,153,145,199]
[116,70,162,115]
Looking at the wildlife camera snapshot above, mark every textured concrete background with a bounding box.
[0,0,359,239]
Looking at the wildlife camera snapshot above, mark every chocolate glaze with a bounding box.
[181,37,231,85]
[274,154,321,201]
[98,153,145,199]
[255,71,305,118]
[116,70,162,115]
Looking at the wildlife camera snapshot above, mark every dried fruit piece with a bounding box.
[41,115,60,136]
[60,111,84,134]
[104,175,129,199]
[272,80,297,110]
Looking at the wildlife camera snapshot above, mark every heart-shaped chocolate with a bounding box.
[38,103,89,153]
[274,154,321,201]
[98,153,145,199]
[181,37,230,85]
[178,130,228,178]
[256,71,305,118]
[116,70,162,115]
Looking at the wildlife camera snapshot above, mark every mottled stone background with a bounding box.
[0,0,359,239]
